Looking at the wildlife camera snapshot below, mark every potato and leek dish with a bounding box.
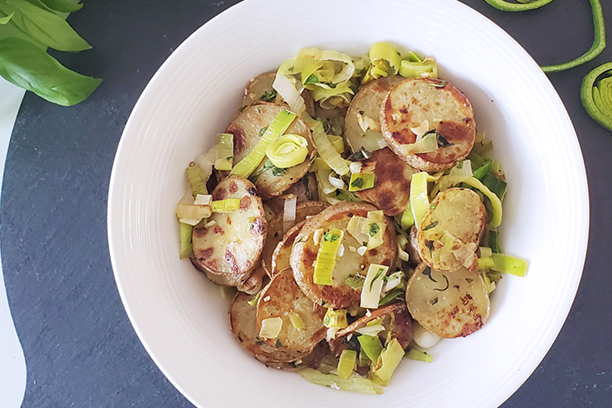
[175,42,528,394]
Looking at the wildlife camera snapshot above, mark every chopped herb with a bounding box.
[348,147,372,161]
[430,297,439,305]
[433,274,450,292]
[271,166,286,177]
[351,177,364,189]
[425,240,434,256]
[258,126,268,137]
[422,221,438,231]
[369,223,380,237]
[288,66,294,72]
[434,131,453,148]
[430,204,437,209]
[304,74,319,84]
[430,81,448,88]
[324,232,341,242]
[255,339,265,345]
[275,339,282,348]
[465,278,474,283]
[259,89,278,102]
[370,267,386,291]
[422,266,436,282]
[378,288,404,306]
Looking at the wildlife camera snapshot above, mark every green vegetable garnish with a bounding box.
[581,62,612,131]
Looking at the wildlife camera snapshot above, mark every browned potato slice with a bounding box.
[328,303,413,357]
[242,72,315,116]
[290,202,397,309]
[271,219,306,275]
[405,263,490,338]
[229,290,309,365]
[345,75,404,153]
[264,173,319,216]
[224,103,317,199]
[380,78,476,172]
[191,176,266,286]
[256,268,326,353]
[354,147,418,216]
[416,187,486,272]
[261,201,328,276]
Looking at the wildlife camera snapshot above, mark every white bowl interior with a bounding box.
[108,0,589,407]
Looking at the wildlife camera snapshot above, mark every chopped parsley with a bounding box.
[259,89,277,102]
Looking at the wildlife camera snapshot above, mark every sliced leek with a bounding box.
[323,308,348,328]
[305,115,350,175]
[211,198,241,213]
[405,348,433,363]
[361,264,388,309]
[491,253,528,277]
[461,176,503,228]
[265,134,309,168]
[357,334,383,362]
[231,109,296,177]
[410,172,430,229]
[185,162,208,196]
[299,368,383,394]
[372,338,405,385]
[369,41,402,76]
[400,132,438,155]
[348,172,376,192]
[337,349,357,379]
[259,317,283,339]
[313,229,344,285]
[214,133,234,171]
[178,222,193,259]
[400,200,414,230]
[288,312,305,330]
[399,58,438,79]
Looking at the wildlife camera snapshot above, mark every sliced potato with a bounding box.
[328,302,413,357]
[345,75,404,153]
[192,176,266,286]
[271,219,306,276]
[261,201,329,276]
[290,202,397,309]
[229,290,309,365]
[242,72,315,116]
[416,187,486,272]
[380,78,476,172]
[405,263,490,338]
[224,103,317,199]
[256,268,327,353]
[353,147,418,216]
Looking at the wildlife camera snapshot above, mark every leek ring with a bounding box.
[265,134,309,168]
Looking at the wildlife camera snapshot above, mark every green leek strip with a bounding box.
[491,253,528,277]
[410,172,430,229]
[348,172,376,191]
[231,109,296,177]
[304,115,350,175]
[313,229,344,285]
[480,172,507,200]
[400,132,438,155]
[272,74,305,114]
[483,0,553,12]
[259,317,283,339]
[328,135,345,154]
[369,41,402,75]
[214,133,234,171]
[337,350,357,379]
[489,229,502,253]
[288,312,305,330]
[247,290,262,306]
[323,308,348,328]
[366,211,386,250]
[378,288,404,306]
[462,177,503,228]
[265,134,309,168]
[399,58,438,79]
[372,338,404,385]
[472,161,492,180]
[400,200,415,230]
[357,334,384,362]
[343,274,365,291]
[477,256,496,270]
[299,368,383,395]
[178,222,193,259]
[361,264,388,309]
[581,62,612,131]
[405,348,433,363]
[185,162,208,196]
[211,198,241,213]
[309,157,331,172]
[296,48,356,85]
[311,82,354,109]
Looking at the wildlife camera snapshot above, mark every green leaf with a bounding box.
[0,37,101,106]
[0,0,90,51]
[30,0,83,13]
[0,12,15,24]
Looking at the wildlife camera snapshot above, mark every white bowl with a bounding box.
[108,0,589,407]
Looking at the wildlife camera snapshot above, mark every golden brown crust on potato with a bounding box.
[260,201,329,277]
[290,202,397,309]
[345,76,405,153]
[416,187,486,272]
[380,78,475,172]
[192,176,266,286]
[256,268,326,353]
[224,103,317,199]
[405,263,490,338]
[354,147,418,216]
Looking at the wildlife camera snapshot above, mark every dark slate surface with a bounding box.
[1,0,611,407]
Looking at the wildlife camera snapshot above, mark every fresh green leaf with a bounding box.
[0,0,90,51]
[0,37,101,106]
[0,12,14,24]
[29,0,83,13]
